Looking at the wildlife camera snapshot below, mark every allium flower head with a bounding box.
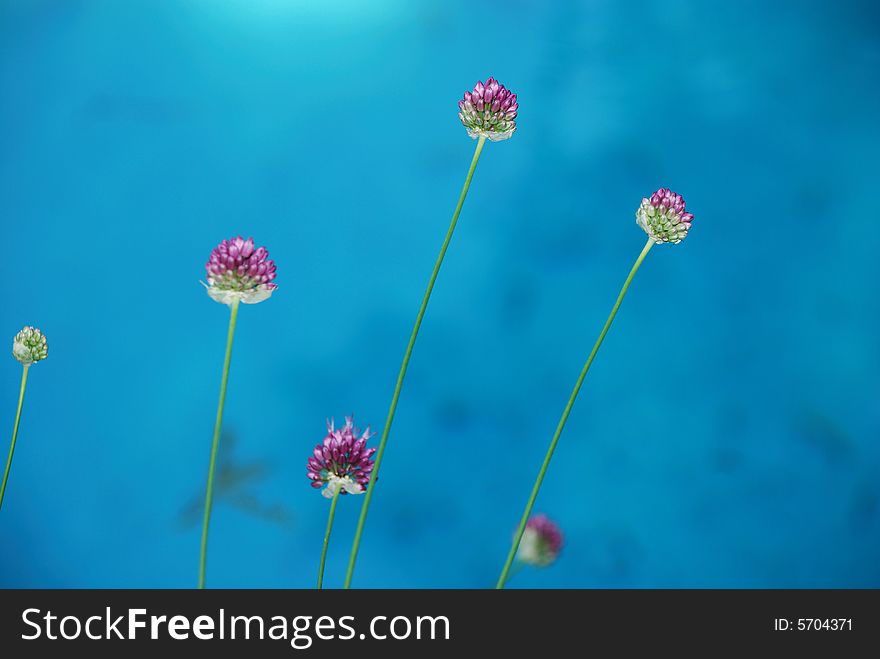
[307,417,377,499]
[636,187,694,244]
[12,326,48,365]
[458,77,518,142]
[204,236,277,305]
[517,514,563,567]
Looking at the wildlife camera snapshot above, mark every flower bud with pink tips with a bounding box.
[204,236,277,305]
[307,417,377,499]
[516,514,563,567]
[636,187,695,244]
[458,77,518,142]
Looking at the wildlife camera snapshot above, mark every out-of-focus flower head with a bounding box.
[307,417,377,499]
[204,236,277,305]
[517,514,563,567]
[636,187,694,244]
[12,326,48,365]
[458,77,518,142]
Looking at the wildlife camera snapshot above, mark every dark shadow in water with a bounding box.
[792,410,855,465]
[849,479,879,535]
[176,432,293,530]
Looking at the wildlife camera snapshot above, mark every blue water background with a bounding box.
[1,0,878,587]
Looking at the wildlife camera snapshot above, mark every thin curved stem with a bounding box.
[496,237,655,589]
[198,298,240,589]
[343,136,488,588]
[317,487,342,589]
[0,364,30,511]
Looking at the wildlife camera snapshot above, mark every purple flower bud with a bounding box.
[636,187,694,244]
[204,236,278,305]
[517,514,563,567]
[306,417,377,499]
[458,77,517,142]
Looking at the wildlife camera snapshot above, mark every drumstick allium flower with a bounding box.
[308,417,376,499]
[1,326,49,511]
[458,78,518,142]
[204,236,277,305]
[310,417,376,589]
[497,187,695,588]
[517,514,563,568]
[343,77,518,588]
[11,327,48,366]
[198,236,277,589]
[636,188,694,244]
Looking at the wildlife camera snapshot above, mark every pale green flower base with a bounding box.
[323,474,363,499]
[204,283,275,305]
[467,126,515,142]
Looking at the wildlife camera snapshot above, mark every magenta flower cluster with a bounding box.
[651,188,694,225]
[518,514,564,567]
[188,77,698,587]
[205,236,277,304]
[307,417,377,498]
[636,187,695,244]
[458,77,518,141]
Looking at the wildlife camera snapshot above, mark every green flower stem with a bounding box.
[496,236,655,589]
[343,135,488,588]
[198,297,241,589]
[317,487,342,589]
[0,364,30,511]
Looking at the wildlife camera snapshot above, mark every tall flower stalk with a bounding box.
[308,417,375,589]
[1,327,48,511]
[198,236,277,589]
[343,77,518,588]
[496,188,694,589]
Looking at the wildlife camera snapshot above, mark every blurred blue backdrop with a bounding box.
[1,0,878,588]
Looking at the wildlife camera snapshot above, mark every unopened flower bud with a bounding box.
[12,326,48,365]
[458,77,518,142]
[636,187,694,244]
[517,514,563,567]
[204,236,277,305]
